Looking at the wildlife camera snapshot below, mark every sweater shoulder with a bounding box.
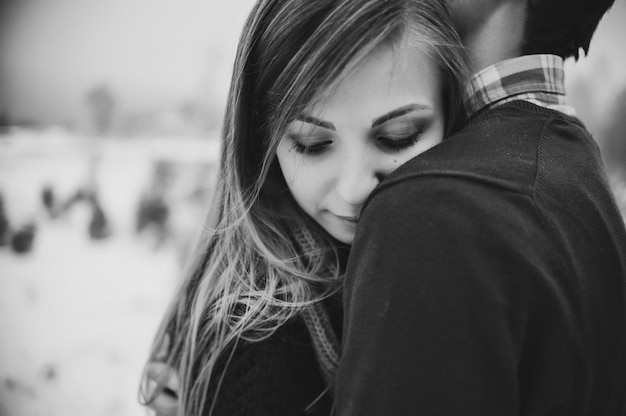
[207,317,331,416]
[370,102,598,208]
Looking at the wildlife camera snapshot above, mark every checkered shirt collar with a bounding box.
[465,54,569,118]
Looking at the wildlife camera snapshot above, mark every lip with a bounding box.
[334,214,360,224]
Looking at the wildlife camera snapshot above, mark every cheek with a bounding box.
[276,147,325,211]
[277,145,307,190]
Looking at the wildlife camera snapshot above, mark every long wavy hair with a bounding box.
[140,0,467,414]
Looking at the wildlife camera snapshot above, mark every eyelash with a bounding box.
[291,131,423,157]
[377,133,422,150]
[292,140,332,156]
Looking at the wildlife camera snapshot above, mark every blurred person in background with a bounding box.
[140,0,468,415]
[336,0,626,415]
[0,191,10,246]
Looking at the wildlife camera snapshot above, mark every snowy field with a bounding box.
[0,130,218,416]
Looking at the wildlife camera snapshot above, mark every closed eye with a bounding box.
[377,133,421,151]
[292,139,333,156]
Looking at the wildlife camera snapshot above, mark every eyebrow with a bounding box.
[371,104,432,128]
[297,115,336,131]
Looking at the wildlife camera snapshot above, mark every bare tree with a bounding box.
[85,84,116,136]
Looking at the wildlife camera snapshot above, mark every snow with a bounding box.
[0,130,218,416]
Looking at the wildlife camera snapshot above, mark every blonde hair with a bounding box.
[140,0,468,414]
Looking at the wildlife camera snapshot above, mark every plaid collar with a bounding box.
[465,54,575,118]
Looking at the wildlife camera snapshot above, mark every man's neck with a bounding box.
[463,1,527,74]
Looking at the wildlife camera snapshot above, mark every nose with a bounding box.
[335,153,385,206]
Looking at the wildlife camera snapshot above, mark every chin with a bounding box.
[317,217,355,245]
[329,231,354,246]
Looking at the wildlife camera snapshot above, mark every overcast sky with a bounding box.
[1,0,625,128]
[1,0,256,125]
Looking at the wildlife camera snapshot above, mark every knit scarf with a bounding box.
[291,222,342,389]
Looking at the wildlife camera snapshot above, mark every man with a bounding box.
[335,0,626,415]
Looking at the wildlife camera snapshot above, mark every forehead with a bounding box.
[305,42,441,126]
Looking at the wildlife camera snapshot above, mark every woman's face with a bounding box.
[276,43,445,244]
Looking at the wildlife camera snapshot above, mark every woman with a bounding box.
[140,0,468,414]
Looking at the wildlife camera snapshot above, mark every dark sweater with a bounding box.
[206,293,342,416]
[336,101,626,415]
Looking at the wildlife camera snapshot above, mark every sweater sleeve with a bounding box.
[335,176,570,415]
